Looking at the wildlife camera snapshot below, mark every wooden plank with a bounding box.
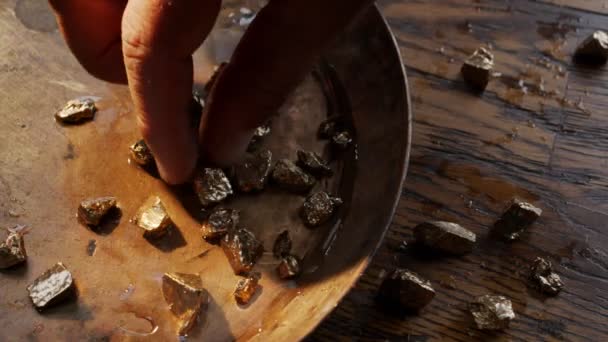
[314,0,608,340]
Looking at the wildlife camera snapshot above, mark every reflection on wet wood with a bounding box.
[313,0,608,340]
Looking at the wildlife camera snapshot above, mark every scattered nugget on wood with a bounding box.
[162,272,207,336]
[234,273,261,305]
[27,262,75,310]
[193,168,233,207]
[54,98,97,124]
[331,131,353,150]
[296,150,333,178]
[300,191,342,227]
[234,149,272,192]
[377,268,435,311]
[413,221,476,255]
[461,47,494,91]
[493,199,542,241]
[133,196,173,239]
[201,207,239,242]
[129,140,155,167]
[221,228,264,275]
[277,255,301,279]
[0,227,27,269]
[529,257,563,296]
[271,159,316,193]
[575,31,608,64]
[469,295,515,330]
[78,196,117,227]
[273,230,292,258]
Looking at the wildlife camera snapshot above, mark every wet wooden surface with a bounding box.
[312,0,608,341]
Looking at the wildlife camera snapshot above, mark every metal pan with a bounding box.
[0,1,410,340]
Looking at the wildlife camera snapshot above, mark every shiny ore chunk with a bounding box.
[300,191,342,227]
[575,31,608,64]
[271,159,316,193]
[0,229,27,269]
[221,228,264,275]
[234,149,272,192]
[201,207,239,242]
[529,257,563,296]
[193,168,233,207]
[78,196,117,227]
[162,272,207,336]
[414,221,476,255]
[493,199,542,241]
[277,255,301,279]
[378,268,435,311]
[54,98,97,124]
[469,295,515,330]
[129,139,154,167]
[461,47,494,91]
[234,272,260,305]
[296,150,333,177]
[27,262,75,310]
[331,131,353,150]
[133,196,173,239]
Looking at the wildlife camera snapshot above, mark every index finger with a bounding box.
[121,0,221,184]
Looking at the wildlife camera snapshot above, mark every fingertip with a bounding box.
[156,158,197,185]
[142,128,199,185]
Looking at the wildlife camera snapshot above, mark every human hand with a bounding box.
[50,0,374,184]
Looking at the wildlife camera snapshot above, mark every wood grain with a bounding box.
[312,0,608,341]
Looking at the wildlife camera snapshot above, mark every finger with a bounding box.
[122,0,221,184]
[49,0,127,83]
[199,0,375,165]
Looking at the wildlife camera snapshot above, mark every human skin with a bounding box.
[49,0,374,184]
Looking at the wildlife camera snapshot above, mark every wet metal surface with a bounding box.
[0,0,410,340]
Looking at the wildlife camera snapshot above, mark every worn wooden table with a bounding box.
[313,0,608,341]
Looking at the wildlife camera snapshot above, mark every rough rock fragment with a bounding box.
[271,159,316,193]
[331,131,353,150]
[162,272,207,336]
[0,227,27,269]
[201,207,239,242]
[296,150,333,177]
[54,98,97,124]
[221,228,264,275]
[461,47,494,91]
[575,31,608,64]
[133,196,173,239]
[27,262,75,310]
[247,124,272,151]
[469,295,515,330]
[193,168,233,207]
[273,230,292,258]
[413,221,476,255]
[129,140,154,167]
[277,255,301,279]
[377,268,435,311]
[300,191,342,227]
[233,149,272,192]
[234,272,261,305]
[529,257,563,296]
[78,196,117,227]
[493,199,542,241]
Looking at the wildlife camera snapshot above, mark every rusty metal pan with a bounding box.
[0,0,411,340]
